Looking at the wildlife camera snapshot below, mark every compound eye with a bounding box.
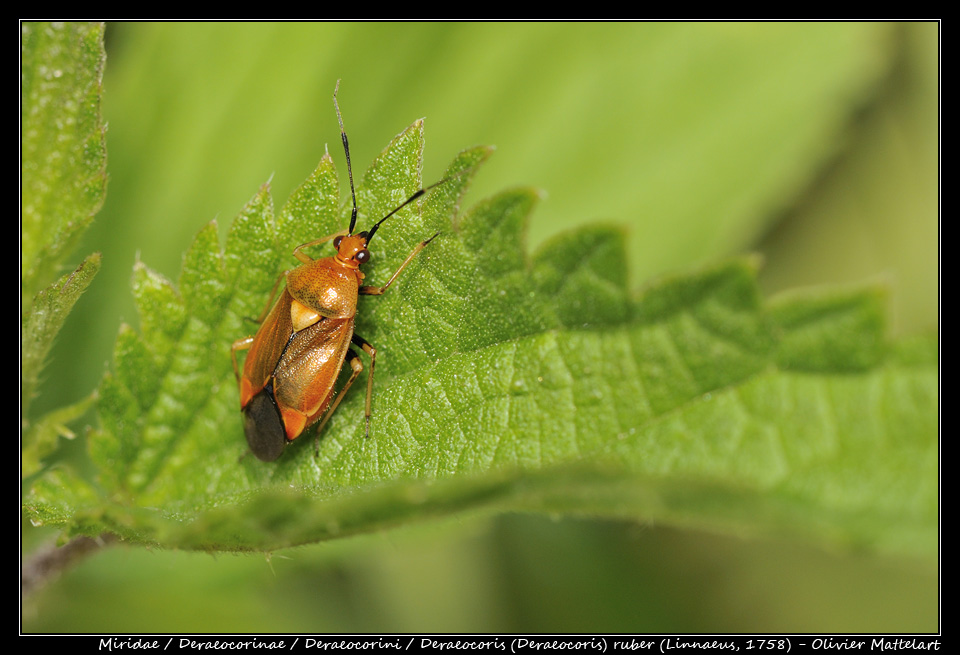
[333,235,343,249]
[355,248,370,264]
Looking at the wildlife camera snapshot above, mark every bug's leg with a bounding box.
[231,337,254,382]
[359,232,441,296]
[313,348,364,456]
[292,230,348,264]
[351,334,378,438]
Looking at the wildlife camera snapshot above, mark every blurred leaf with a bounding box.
[21,21,106,304]
[21,22,105,452]
[21,254,101,426]
[23,123,937,560]
[757,23,939,336]
[22,394,97,478]
[98,23,894,280]
[20,253,100,476]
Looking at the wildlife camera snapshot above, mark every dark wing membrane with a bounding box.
[243,386,287,461]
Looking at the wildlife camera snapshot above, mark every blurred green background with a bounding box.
[24,22,937,632]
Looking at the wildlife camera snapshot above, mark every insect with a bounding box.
[231,82,442,461]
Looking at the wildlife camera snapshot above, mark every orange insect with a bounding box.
[231,83,441,461]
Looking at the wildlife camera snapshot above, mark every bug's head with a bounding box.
[336,188,420,268]
[333,232,371,269]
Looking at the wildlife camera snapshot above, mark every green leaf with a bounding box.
[23,122,937,560]
[21,22,105,452]
[21,392,97,478]
[21,22,106,304]
[55,24,936,449]
[21,253,101,425]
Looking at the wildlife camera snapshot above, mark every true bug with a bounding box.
[231,82,442,462]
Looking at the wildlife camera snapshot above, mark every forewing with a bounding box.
[241,289,294,405]
[273,317,354,422]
